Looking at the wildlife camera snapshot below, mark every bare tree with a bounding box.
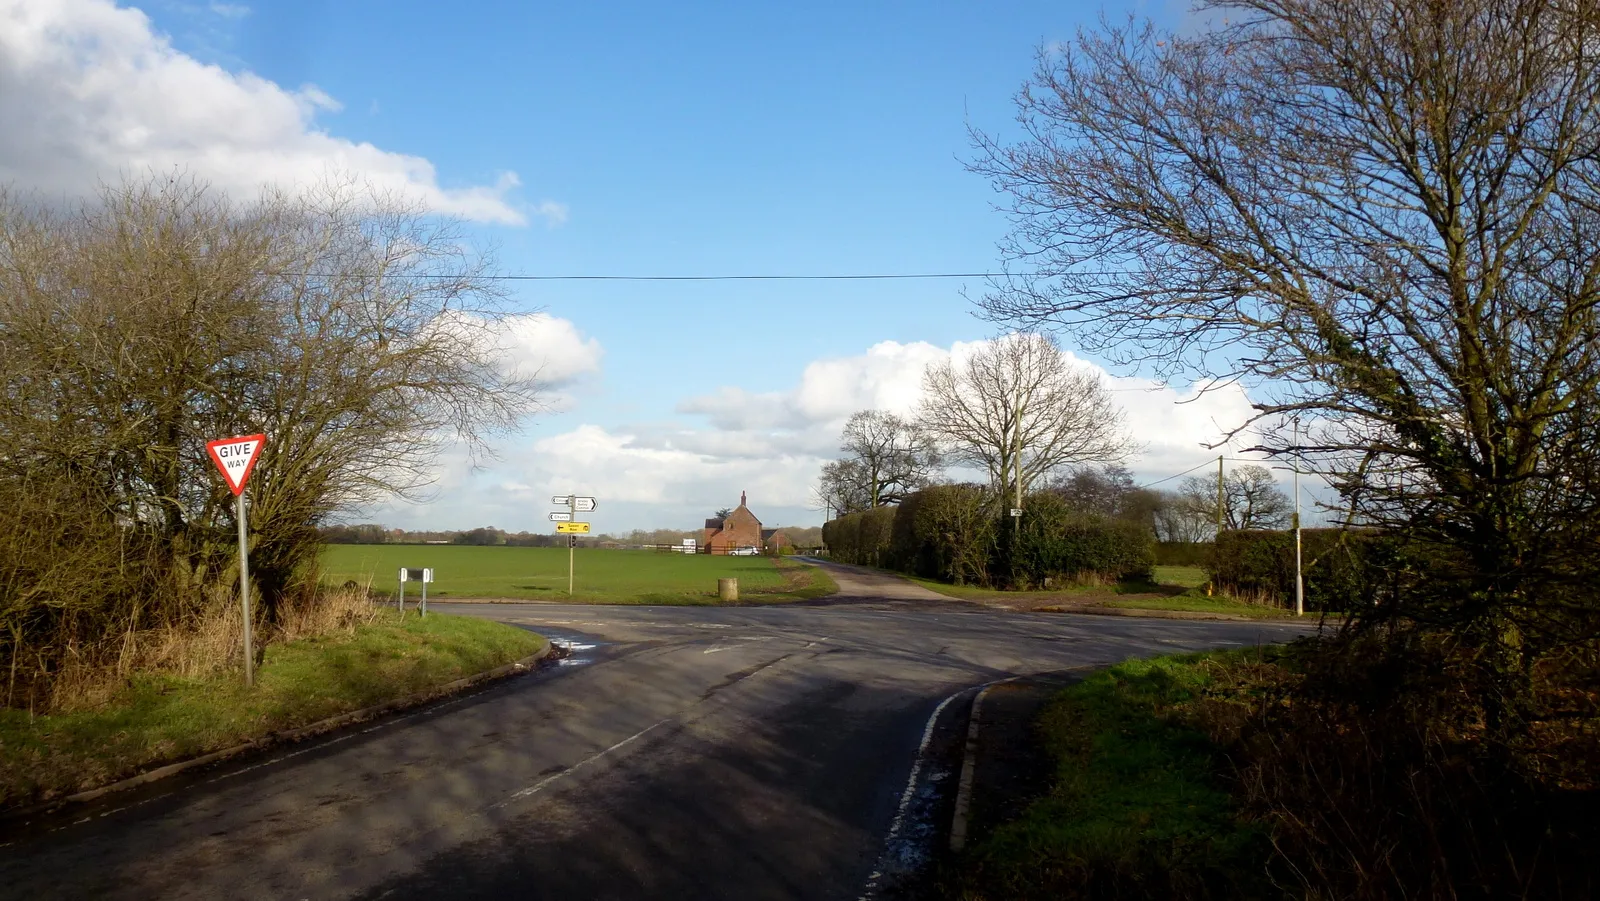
[970,0,1600,725]
[918,333,1137,511]
[0,173,546,694]
[1175,465,1292,534]
[1153,492,1214,544]
[815,410,942,514]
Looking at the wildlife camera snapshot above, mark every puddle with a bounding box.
[534,628,605,670]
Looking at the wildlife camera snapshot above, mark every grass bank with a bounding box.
[944,651,1275,900]
[907,565,1299,619]
[0,610,545,808]
[947,638,1600,900]
[321,545,836,604]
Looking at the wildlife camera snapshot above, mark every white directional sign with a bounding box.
[206,434,266,496]
[551,495,571,505]
[549,511,573,522]
[573,496,597,512]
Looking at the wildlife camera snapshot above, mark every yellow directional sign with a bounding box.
[555,521,591,534]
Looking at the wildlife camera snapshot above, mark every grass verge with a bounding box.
[904,564,1297,618]
[768,556,839,601]
[0,610,545,809]
[944,651,1274,900]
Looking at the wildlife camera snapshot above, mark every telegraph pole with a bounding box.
[1293,426,1305,616]
[1215,454,1225,538]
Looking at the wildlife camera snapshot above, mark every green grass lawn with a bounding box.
[944,651,1273,900]
[1153,564,1209,589]
[320,545,836,604]
[0,611,545,808]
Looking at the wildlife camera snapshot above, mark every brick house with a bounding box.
[702,491,765,554]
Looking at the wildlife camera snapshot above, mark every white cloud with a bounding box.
[495,313,604,388]
[361,336,1281,533]
[0,0,561,225]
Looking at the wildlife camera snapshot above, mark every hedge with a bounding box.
[823,486,1155,589]
[1210,528,1388,611]
[820,505,896,567]
[1014,492,1155,587]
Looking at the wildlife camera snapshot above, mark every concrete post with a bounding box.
[718,578,739,602]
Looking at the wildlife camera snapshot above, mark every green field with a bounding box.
[319,545,835,604]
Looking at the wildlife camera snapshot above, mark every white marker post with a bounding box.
[206,434,267,688]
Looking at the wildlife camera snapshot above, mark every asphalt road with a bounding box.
[0,562,1317,901]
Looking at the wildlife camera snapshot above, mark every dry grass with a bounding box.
[1169,637,1600,900]
[41,582,383,714]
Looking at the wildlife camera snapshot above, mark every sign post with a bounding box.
[206,434,266,688]
[397,568,434,616]
[551,495,597,596]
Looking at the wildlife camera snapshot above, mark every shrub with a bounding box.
[1015,493,1155,587]
[1210,528,1410,611]
[820,506,897,566]
[889,483,997,585]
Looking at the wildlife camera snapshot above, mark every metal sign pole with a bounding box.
[236,491,254,688]
[568,495,575,596]
[421,576,428,618]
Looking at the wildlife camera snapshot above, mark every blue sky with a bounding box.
[2,0,1306,534]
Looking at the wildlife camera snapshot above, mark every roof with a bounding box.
[704,518,725,530]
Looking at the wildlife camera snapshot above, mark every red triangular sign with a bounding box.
[206,434,266,495]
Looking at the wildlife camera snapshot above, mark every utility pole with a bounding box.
[1293,425,1304,616]
[1215,454,1225,538]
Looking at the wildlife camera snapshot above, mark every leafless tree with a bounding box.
[814,410,942,514]
[918,333,1137,511]
[970,0,1600,724]
[0,173,546,696]
[1174,465,1292,535]
[1153,492,1214,544]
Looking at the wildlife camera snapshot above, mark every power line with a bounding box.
[1136,460,1215,489]
[364,271,1012,282]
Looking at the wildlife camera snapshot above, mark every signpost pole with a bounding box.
[236,491,254,689]
[206,433,266,689]
[568,495,575,597]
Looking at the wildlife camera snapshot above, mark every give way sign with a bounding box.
[206,434,266,495]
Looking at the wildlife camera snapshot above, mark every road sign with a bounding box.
[1009,508,1023,517]
[551,495,571,505]
[206,434,266,496]
[556,521,591,534]
[205,432,267,690]
[549,511,573,522]
[573,496,597,512]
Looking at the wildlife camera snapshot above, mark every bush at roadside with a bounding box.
[825,486,1154,588]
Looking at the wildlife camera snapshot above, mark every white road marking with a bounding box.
[493,718,673,808]
[857,686,969,901]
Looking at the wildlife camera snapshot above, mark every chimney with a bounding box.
[741,490,747,507]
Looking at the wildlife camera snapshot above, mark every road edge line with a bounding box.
[948,678,1012,852]
[13,641,554,816]
[856,685,973,901]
